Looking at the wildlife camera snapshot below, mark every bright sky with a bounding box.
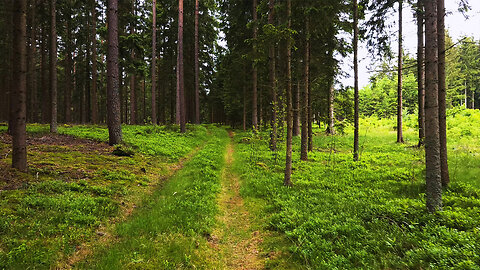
[340,1,480,89]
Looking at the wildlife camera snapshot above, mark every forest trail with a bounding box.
[209,131,264,269]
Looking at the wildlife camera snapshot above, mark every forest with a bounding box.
[1,0,480,269]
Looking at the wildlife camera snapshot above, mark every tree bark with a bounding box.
[41,21,49,124]
[49,0,57,133]
[11,0,28,172]
[151,0,157,125]
[424,0,442,212]
[177,0,186,133]
[129,0,136,125]
[268,0,277,151]
[284,0,293,187]
[417,0,425,146]
[91,0,99,124]
[107,0,122,145]
[252,0,258,130]
[353,0,359,161]
[194,0,200,124]
[437,0,449,187]
[64,9,72,123]
[293,65,300,136]
[301,20,310,161]
[396,0,404,143]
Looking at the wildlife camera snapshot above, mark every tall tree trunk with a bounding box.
[177,0,186,133]
[284,0,293,187]
[41,27,49,124]
[129,0,136,125]
[194,0,200,124]
[353,0,359,161]
[251,0,258,130]
[397,0,404,143]
[301,20,309,161]
[307,50,312,152]
[437,0,449,187]
[243,65,247,131]
[11,0,28,172]
[64,13,72,123]
[107,0,122,145]
[91,0,99,124]
[27,0,37,123]
[424,0,442,212]
[328,84,335,135]
[417,0,425,146]
[49,0,57,133]
[151,0,157,125]
[268,0,277,151]
[293,65,300,136]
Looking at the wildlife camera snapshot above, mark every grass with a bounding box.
[233,109,480,269]
[0,124,213,269]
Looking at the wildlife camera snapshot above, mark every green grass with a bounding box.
[0,124,213,269]
[77,127,229,269]
[234,109,480,269]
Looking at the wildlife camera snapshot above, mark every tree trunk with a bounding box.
[268,0,277,151]
[194,0,200,124]
[284,0,293,187]
[91,0,99,124]
[151,0,157,125]
[307,49,312,152]
[49,0,57,133]
[353,0,359,161]
[28,0,37,123]
[107,0,122,145]
[417,0,425,146]
[396,0,404,143]
[243,65,247,131]
[11,0,28,171]
[129,0,136,125]
[437,0,449,187]
[424,0,442,212]
[41,27,49,124]
[328,84,335,135]
[177,0,186,133]
[293,66,300,136]
[252,0,258,130]
[64,12,72,123]
[301,20,310,161]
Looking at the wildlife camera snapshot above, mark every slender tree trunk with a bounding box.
[417,0,425,146]
[151,0,157,125]
[28,0,37,123]
[268,0,277,151]
[91,0,98,124]
[284,0,293,187]
[293,66,300,136]
[437,0,449,187]
[11,0,28,172]
[194,0,200,124]
[129,0,136,125]
[64,15,72,123]
[252,0,258,130]
[107,0,122,145]
[307,50,312,152]
[424,0,442,212]
[301,20,310,161]
[328,84,335,135]
[353,0,359,161]
[397,0,404,143]
[177,0,186,133]
[41,26,49,124]
[243,65,247,131]
[49,0,57,133]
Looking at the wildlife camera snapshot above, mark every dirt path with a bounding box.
[209,131,264,269]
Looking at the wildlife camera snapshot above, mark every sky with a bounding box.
[340,0,480,89]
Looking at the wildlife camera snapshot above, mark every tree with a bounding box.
[353,0,359,161]
[396,0,404,143]
[268,0,277,151]
[284,0,293,187]
[177,0,186,133]
[301,19,310,161]
[91,0,99,124]
[424,0,442,212]
[11,0,28,172]
[252,0,258,130]
[107,0,122,145]
[50,0,57,133]
[417,0,425,146]
[129,0,136,125]
[151,0,157,125]
[194,0,200,124]
[64,0,73,123]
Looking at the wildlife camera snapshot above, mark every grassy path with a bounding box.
[209,131,264,269]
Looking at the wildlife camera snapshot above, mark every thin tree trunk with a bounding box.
[252,0,258,130]
[437,0,449,187]
[424,0,442,212]
[328,84,335,135]
[301,20,310,161]
[284,0,293,187]
[268,0,277,151]
[194,0,200,124]
[151,0,157,125]
[107,0,122,145]
[293,65,300,136]
[417,0,425,146]
[91,0,98,124]
[11,0,28,172]
[397,0,404,143]
[177,0,186,133]
[129,0,136,125]
[353,0,359,161]
[49,0,57,133]
[307,49,312,152]
[41,27,49,124]
[243,65,247,131]
[64,14,72,123]
[28,0,37,123]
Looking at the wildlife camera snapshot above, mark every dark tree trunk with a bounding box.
[41,28,49,124]
[353,0,359,161]
[251,0,258,130]
[49,0,57,133]
[129,0,136,125]
[177,0,186,133]
[64,11,72,123]
[284,0,293,187]
[151,0,157,125]
[268,0,277,151]
[424,0,442,212]
[307,50,312,152]
[11,0,28,172]
[91,0,98,124]
[243,65,247,131]
[107,0,122,145]
[293,66,300,136]
[397,0,404,143]
[437,0,449,187]
[417,0,425,146]
[301,20,309,161]
[194,0,200,124]
[27,0,37,123]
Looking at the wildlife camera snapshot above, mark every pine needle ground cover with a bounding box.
[0,124,212,269]
[235,109,480,269]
